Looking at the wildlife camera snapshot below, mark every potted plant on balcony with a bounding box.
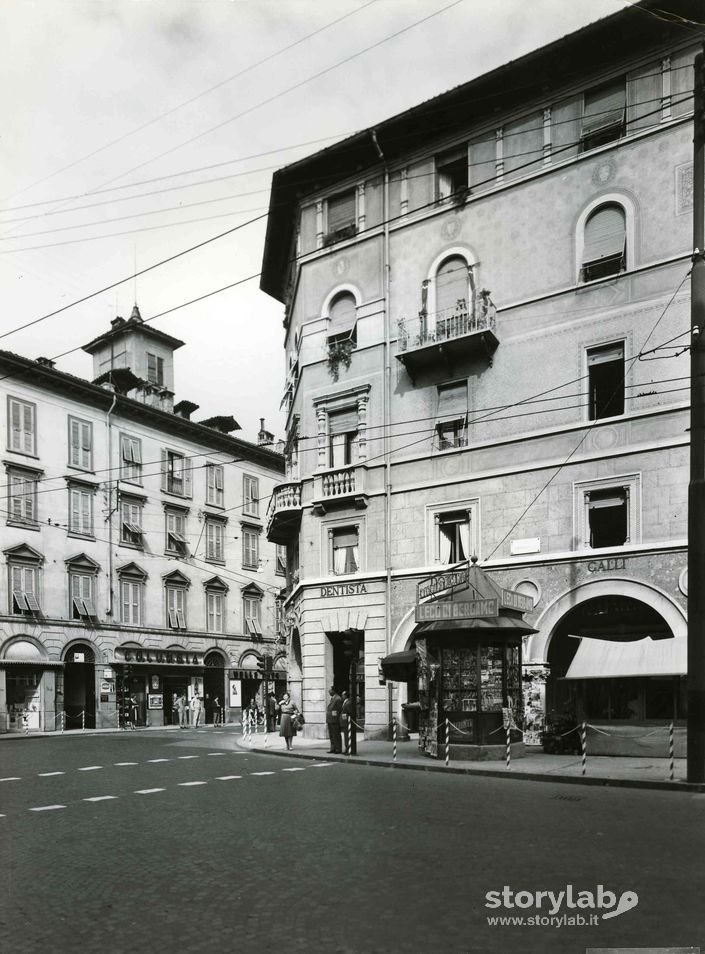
[327,337,355,382]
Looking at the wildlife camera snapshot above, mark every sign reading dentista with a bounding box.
[114,647,203,666]
[320,583,368,598]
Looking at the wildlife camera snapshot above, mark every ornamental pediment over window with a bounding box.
[3,543,44,564]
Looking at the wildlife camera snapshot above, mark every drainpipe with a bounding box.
[372,129,394,738]
[106,387,118,618]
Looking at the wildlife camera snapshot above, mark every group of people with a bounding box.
[171,691,221,728]
[277,686,353,754]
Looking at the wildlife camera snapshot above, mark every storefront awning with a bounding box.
[380,650,417,681]
[414,615,537,636]
[563,636,686,679]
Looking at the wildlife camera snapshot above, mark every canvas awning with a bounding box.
[563,636,686,680]
[380,650,417,681]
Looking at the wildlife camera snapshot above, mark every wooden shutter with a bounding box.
[583,79,625,135]
[327,190,356,232]
[328,408,358,435]
[328,294,357,339]
[583,206,626,263]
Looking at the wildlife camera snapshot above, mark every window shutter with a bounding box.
[71,490,80,530]
[583,206,626,263]
[436,383,468,423]
[10,400,21,450]
[81,422,91,467]
[183,459,192,497]
[327,191,356,232]
[583,80,625,135]
[22,404,33,452]
[334,530,358,548]
[328,408,359,435]
[82,492,90,532]
[587,343,623,366]
[328,294,357,339]
[215,466,223,491]
[161,449,169,491]
[70,419,80,466]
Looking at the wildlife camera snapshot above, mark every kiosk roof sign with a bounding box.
[417,567,468,601]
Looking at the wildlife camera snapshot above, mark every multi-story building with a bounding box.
[261,0,698,756]
[0,306,285,733]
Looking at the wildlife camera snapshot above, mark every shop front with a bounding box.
[382,559,536,760]
[112,644,205,728]
[0,638,63,733]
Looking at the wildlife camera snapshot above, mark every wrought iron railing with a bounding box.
[397,292,497,352]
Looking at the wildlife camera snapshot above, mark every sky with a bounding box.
[1,0,624,444]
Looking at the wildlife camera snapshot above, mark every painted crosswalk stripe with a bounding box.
[147,759,170,763]
[178,781,207,787]
[310,763,334,767]
[0,778,21,783]
[281,768,306,772]
[216,776,242,781]
[114,762,138,766]
[84,796,118,802]
[177,756,199,760]
[78,766,102,772]
[38,772,64,777]
[206,753,225,757]
[250,771,275,776]
[135,788,165,794]
[30,805,65,812]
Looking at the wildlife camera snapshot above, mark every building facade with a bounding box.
[261,1,697,755]
[0,308,285,733]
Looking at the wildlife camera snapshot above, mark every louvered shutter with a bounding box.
[161,449,169,491]
[583,206,626,263]
[70,419,81,467]
[328,294,357,339]
[328,409,358,435]
[22,404,33,453]
[183,459,192,498]
[327,191,356,232]
[436,383,468,424]
[583,80,625,135]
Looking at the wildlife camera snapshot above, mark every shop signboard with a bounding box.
[417,567,468,601]
[415,598,498,622]
[499,588,534,613]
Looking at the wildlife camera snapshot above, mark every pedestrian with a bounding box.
[190,690,203,728]
[171,692,179,726]
[278,691,299,751]
[326,686,343,754]
[176,692,187,728]
[130,694,140,728]
[266,691,278,732]
[212,696,221,726]
[247,698,259,729]
[341,690,352,753]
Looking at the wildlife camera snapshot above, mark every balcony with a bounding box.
[266,481,303,544]
[396,293,499,382]
[312,464,368,515]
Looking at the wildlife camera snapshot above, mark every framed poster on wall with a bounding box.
[148,694,163,709]
[229,679,242,708]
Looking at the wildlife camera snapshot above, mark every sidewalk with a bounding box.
[238,731,704,793]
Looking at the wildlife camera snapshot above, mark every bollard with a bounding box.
[392,717,397,762]
[82,709,86,732]
[506,725,511,771]
[264,722,268,749]
[669,721,675,781]
[581,722,587,776]
[61,710,65,733]
[345,719,350,756]
[24,711,30,736]
[445,718,450,768]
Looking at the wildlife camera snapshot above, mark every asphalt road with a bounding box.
[0,728,703,954]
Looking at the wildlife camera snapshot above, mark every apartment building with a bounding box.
[0,307,285,732]
[261,0,697,756]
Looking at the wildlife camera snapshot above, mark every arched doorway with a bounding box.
[204,651,227,725]
[63,643,96,730]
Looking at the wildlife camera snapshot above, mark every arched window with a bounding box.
[581,204,626,282]
[436,256,470,315]
[327,292,357,345]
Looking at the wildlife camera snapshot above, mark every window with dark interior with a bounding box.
[328,408,358,468]
[586,488,629,548]
[587,342,624,419]
[580,78,626,152]
[438,511,470,563]
[581,205,626,282]
[327,293,357,345]
[436,382,468,449]
[331,527,359,575]
[436,146,468,203]
[325,190,357,244]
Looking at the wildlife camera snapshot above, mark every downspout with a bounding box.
[372,129,394,737]
[105,383,118,619]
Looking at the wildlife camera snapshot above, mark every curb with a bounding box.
[241,744,705,793]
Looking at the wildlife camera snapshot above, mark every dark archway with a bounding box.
[203,651,227,725]
[64,643,96,729]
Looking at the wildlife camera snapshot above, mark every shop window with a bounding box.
[435,382,468,450]
[436,146,468,203]
[7,466,39,528]
[437,511,471,564]
[327,293,357,346]
[9,563,41,615]
[205,519,224,563]
[581,204,626,282]
[324,189,357,245]
[330,526,359,575]
[328,408,358,468]
[68,485,94,538]
[580,77,626,152]
[243,593,263,637]
[243,474,259,517]
[120,433,142,483]
[206,463,224,507]
[162,449,192,497]
[68,416,92,470]
[7,396,36,455]
[165,508,189,555]
[166,585,187,630]
[242,525,260,569]
[120,498,143,548]
[70,572,96,620]
[587,342,625,419]
[147,352,164,386]
[586,488,629,548]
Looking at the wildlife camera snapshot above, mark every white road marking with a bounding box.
[178,781,207,787]
[147,759,170,763]
[114,762,138,766]
[310,763,334,767]
[38,772,64,777]
[177,756,199,760]
[250,771,275,776]
[216,776,242,781]
[0,778,21,782]
[281,768,306,772]
[135,788,165,795]
[78,766,102,772]
[29,805,65,812]
[206,753,225,757]
[84,796,118,802]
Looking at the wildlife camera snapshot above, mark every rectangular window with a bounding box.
[588,342,625,420]
[206,463,224,507]
[243,474,259,516]
[121,580,142,625]
[205,520,224,562]
[435,382,468,450]
[7,397,36,455]
[437,511,470,564]
[586,488,629,548]
[331,527,359,575]
[275,544,287,576]
[328,409,358,468]
[69,487,93,537]
[166,587,187,629]
[242,527,259,569]
[166,510,188,554]
[120,499,143,547]
[10,564,40,615]
[146,352,164,386]
[163,449,192,497]
[8,471,38,526]
[206,591,224,633]
[70,573,96,619]
[120,434,142,483]
[243,596,262,637]
[436,146,468,203]
[68,417,92,470]
[581,78,626,151]
[325,189,357,244]
[275,598,283,638]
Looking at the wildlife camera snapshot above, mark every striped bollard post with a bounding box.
[264,719,268,749]
[581,722,587,776]
[82,709,86,733]
[24,712,30,736]
[61,710,65,733]
[445,718,450,768]
[345,719,350,755]
[506,725,511,771]
[669,721,675,781]
[392,717,397,763]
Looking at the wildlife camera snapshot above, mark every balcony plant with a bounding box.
[327,337,355,382]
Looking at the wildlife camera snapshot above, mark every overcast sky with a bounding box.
[1,0,623,443]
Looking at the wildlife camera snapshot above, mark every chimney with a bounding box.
[174,400,200,421]
[35,357,56,368]
[258,418,275,446]
[111,316,126,330]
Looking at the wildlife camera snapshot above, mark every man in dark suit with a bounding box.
[326,686,343,753]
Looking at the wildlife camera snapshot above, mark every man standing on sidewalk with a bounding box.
[326,686,343,754]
